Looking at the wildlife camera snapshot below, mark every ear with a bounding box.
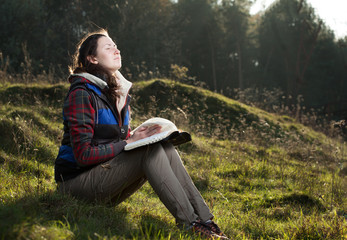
[87,55,98,64]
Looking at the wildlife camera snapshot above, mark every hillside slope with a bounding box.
[0,79,346,239]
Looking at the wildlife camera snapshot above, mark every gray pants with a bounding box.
[58,142,213,226]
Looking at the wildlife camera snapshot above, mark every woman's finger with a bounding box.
[137,126,148,132]
[147,125,162,134]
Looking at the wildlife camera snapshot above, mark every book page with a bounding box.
[124,130,174,151]
[131,117,177,134]
[124,117,190,151]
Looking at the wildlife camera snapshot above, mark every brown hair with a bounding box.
[70,29,119,102]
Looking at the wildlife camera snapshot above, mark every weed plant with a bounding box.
[0,70,346,239]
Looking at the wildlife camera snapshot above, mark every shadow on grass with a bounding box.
[0,190,156,239]
[128,214,176,239]
[262,193,326,214]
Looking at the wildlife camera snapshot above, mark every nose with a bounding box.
[114,48,120,55]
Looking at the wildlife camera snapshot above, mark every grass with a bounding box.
[0,78,346,239]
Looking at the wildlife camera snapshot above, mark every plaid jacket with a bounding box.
[55,75,131,182]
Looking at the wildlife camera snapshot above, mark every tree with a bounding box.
[257,0,326,100]
[256,0,347,120]
[0,0,45,73]
[219,0,252,90]
[108,0,176,80]
[174,0,221,91]
[304,31,347,119]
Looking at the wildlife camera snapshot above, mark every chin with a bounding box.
[113,67,121,73]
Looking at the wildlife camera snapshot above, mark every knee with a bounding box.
[141,142,177,167]
[149,142,166,153]
[161,141,176,153]
[142,143,166,163]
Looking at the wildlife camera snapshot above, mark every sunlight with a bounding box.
[250,0,347,38]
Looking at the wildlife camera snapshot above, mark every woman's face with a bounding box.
[89,36,121,74]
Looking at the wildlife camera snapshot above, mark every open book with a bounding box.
[124,117,191,151]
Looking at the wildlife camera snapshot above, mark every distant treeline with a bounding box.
[1,0,346,120]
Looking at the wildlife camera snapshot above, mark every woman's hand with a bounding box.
[125,125,162,144]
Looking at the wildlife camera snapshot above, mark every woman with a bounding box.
[55,29,228,239]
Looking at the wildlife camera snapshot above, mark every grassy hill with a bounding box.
[0,79,346,239]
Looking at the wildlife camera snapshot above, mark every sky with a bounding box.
[250,0,347,39]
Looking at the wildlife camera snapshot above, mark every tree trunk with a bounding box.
[237,41,243,89]
[207,29,217,92]
[211,44,217,92]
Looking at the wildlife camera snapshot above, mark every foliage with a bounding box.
[1,0,346,121]
[255,0,347,117]
[0,77,346,239]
